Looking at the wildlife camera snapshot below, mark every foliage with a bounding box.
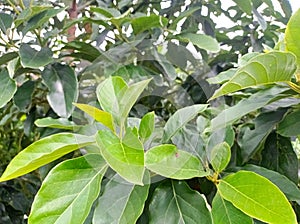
[0,0,300,224]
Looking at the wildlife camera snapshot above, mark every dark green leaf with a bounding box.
[0,13,13,33]
[29,154,108,224]
[0,69,17,108]
[149,180,212,224]
[13,80,35,111]
[218,171,297,224]
[0,52,19,66]
[0,133,95,182]
[93,172,150,224]
[62,41,101,62]
[19,44,53,68]
[42,63,78,118]
[278,109,300,136]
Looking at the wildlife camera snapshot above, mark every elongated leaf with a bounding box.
[207,68,237,84]
[62,41,101,62]
[218,171,297,224]
[0,133,95,182]
[145,144,208,179]
[149,180,212,224]
[22,7,65,34]
[13,80,35,111]
[212,192,253,224]
[175,33,220,52]
[0,52,19,66]
[96,130,144,185]
[15,6,52,27]
[19,44,53,68]
[238,109,287,163]
[210,52,297,99]
[210,142,231,172]
[74,103,115,132]
[0,13,13,33]
[285,9,300,69]
[277,109,300,136]
[29,154,108,224]
[139,111,155,141]
[242,164,300,202]
[131,15,168,34]
[162,104,208,143]
[34,117,80,130]
[0,69,17,108]
[42,63,78,118]
[232,0,252,15]
[93,172,150,224]
[211,86,289,130]
[97,76,128,123]
[119,78,152,123]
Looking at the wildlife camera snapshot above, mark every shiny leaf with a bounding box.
[34,117,80,130]
[139,111,155,141]
[0,133,95,182]
[29,154,107,224]
[218,171,297,224]
[210,142,231,172]
[19,44,53,68]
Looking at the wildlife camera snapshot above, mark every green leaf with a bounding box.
[0,69,17,108]
[162,104,208,143]
[285,9,300,69]
[42,63,78,118]
[211,86,289,130]
[29,154,108,224]
[218,171,297,224]
[13,80,35,111]
[62,41,101,62]
[14,6,51,27]
[34,117,80,130]
[0,52,19,66]
[19,44,53,68]
[232,0,252,15]
[238,109,287,163]
[278,109,300,136]
[97,76,128,124]
[139,111,155,141]
[149,180,212,224]
[22,7,65,35]
[212,192,253,224]
[0,133,95,182]
[169,6,200,30]
[145,144,208,179]
[0,13,13,33]
[210,142,231,172]
[242,164,300,202]
[207,68,237,84]
[93,172,150,224]
[74,103,115,132]
[131,15,168,34]
[175,33,220,52]
[210,52,297,100]
[96,130,145,185]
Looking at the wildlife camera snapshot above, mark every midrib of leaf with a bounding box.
[219,195,233,224]
[25,49,40,66]
[171,181,185,223]
[220,180,290,221]
[118,185,135,223]
[54,164,108,224]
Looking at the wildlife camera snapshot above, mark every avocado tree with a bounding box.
[0,0,299,223]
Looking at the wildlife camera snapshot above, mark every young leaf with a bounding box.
[42,63,78,118]
[0,69,17,108]
[149,180,212,224]
[0,133,95,182]
[29,154,108,224]
[139,111,155,141]
[96,130,145,185]
[285,8,300,69]
[210,142,231,172]
[131,15,168,34]
[145,144,208,179]
[175,33,220,52]
[242,164,300,202]
[93,172,150,224]
[218,171,297,224]
[74,103,115,132]
[34,117,80,130]
[210,52,297,100]
[162,104,208,143]
[232,0,252,15]
[19,44,54,69]
[212,192,253,224]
